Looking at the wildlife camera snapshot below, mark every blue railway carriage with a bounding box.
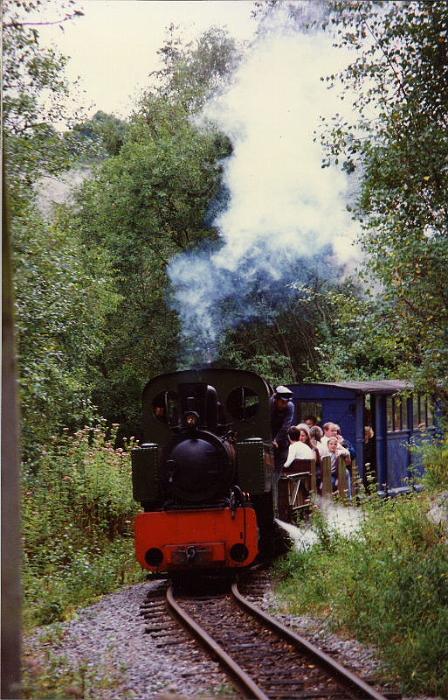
[288,381,438,493]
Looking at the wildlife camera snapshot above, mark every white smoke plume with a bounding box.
[168,9,359,363]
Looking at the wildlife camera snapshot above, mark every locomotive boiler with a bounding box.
[131,368,309,574]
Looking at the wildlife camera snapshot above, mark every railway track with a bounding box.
[141,572,400,699]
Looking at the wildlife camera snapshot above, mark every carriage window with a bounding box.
[226,387,260,420]
[393,397,402,431]
[412,394,420,429]
[420,395,428,427]
[413,394,429,430]
[386,397,393,432]
[296,401,322,424]
[152,391,179,426]
[402,398,409,431]
[364,394,373,427]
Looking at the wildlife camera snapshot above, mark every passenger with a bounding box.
[283,426,315,467]
[334,424,355,497]
[334,424,356,461]
[304,415,318,428]
[296,423,314,445]
[321,422,338,450]
[309,425,328,457]
[327,436,351,494]
[270,386,295,469]
[365,426,374,442]
[364,426,376,491]
[308,425,325,493]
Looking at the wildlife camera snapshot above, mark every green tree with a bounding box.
[4,0,121,456]
[3,0,84,193]
[67,110,129,159]
[218,268,362,386]
[70,28,238,431]
[13,201,120,457]
[149,24,241,112]
[319,1,448,401]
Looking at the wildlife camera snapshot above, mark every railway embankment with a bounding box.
[274,484,448,697]
[22,425,144,631]
[22,561,443,700]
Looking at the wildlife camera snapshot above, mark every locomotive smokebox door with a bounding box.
[131,443,160,503]
[236,438,265,495]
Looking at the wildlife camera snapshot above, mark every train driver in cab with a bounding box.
[270,386,295,468]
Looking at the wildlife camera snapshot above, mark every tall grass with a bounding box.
[22,424,144,628]
[276,443,448,696]
[419,430,448,490]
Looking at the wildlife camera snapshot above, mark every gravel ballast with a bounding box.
[23,578,442,699]
[24,581,232,698]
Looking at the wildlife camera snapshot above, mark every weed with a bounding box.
[419,431,448,491]
[22,423,145,629]
[209,683,238,696]
[276,490,448,695]
[22,647,132,699]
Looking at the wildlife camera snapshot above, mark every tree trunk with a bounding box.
[1,173,22,699]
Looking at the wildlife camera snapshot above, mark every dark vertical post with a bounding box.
[375,395,388,490]
[406,397,413,476]
[433,396,444,439]
[407,396,413,435]
[1,175,22,699]
[355,394,365,479]
[321,456,332,497]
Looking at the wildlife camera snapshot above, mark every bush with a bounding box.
[419,431,448,491]
[276,493,448,696]
[22,423,144,628]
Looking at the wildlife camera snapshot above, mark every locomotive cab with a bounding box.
[132,368,276,573]
[162,382,236,504]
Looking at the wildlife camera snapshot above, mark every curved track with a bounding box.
[165,579,393,700]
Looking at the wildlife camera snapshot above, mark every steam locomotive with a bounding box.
[131,368,310,574]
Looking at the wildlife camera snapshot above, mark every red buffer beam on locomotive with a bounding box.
[135,506,259,572]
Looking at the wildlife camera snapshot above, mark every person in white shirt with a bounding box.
[283,425,315,468]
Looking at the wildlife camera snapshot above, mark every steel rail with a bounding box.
[231,581,387,700]
[165,585,269,700]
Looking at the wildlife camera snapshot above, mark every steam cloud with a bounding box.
[168,13,358,364]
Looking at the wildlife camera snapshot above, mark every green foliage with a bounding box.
[71,92,232,429]
[221,345,296,387]
[67,110,129,160]
[3,0,120,459]
[13,199,120,457]
[277,493,448,695]
[149,24,241,112]
[22,632,129,699]
[3,0,84,192]
[309,287,403,382]
[219,273,352,384]
[319,1,448,402]
[419,431,448,491]
[22,425,143,628]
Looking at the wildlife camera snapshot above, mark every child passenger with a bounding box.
[309,425,328,457]
[283,425,315,468]
[327,436,351,495]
